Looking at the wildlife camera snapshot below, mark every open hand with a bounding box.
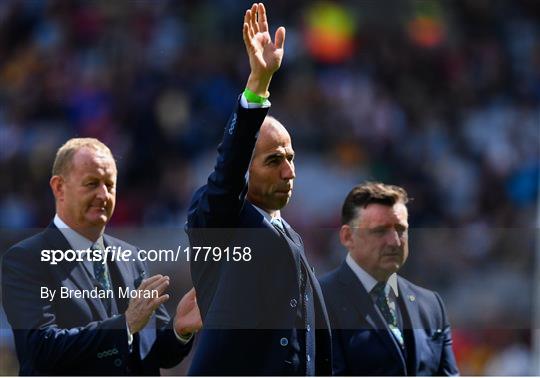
[243,3,286,96]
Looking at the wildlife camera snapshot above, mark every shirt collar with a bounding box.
[252,204,282,223]
[345,253,399,297]
[53,214,103,251]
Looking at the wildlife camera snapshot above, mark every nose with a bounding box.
[281,160,295,181]
[95,183,108,199]
[385,229,401,247]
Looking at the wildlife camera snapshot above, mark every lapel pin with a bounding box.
[408,295,416,302]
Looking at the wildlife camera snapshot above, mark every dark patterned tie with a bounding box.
[372,281,404,346]
[92,240,111,291]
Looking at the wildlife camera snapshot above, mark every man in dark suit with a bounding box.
[320,182,459,376]
[2,138,202,375]
[185,3,331,376]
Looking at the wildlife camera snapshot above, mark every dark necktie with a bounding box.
[91,240,114,317]
[92,240,111,291]
[371,281,404,347]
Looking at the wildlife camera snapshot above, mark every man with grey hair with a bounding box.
[320,182,459,376]
[2,137,201,375]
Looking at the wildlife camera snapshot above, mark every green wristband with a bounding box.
[243,88,269,104]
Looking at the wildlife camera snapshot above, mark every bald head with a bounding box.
[256,116,290,150]
[248,116,296,216]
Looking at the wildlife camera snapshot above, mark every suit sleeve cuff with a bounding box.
[173,326,193,345]
[125,318,133,346]
[240,93,271,109]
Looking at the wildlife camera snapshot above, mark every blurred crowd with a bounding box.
[1,0,539,375]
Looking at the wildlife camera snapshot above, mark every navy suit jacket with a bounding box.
[1,224,191,375]
[186,101,332,375]
[320,262,459,376]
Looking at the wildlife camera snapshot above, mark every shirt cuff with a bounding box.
[240,93,271,109]
[126,319,133,346]
[173,326,193,345]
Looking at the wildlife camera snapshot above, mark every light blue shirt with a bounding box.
[252,205,286,229]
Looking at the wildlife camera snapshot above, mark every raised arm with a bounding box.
[187,3,286,229]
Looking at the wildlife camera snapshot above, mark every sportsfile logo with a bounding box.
[40,246,131,265]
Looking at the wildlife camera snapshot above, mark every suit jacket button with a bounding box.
[114,358,122,367]
[290,299,297,308]
[280,337,289,346]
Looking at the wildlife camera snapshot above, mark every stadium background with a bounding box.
[0,0,539,375]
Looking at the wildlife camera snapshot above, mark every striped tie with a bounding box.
[372,282,404,347]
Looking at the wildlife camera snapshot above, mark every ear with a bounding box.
[339,224,353,249]
[50,175,64,202]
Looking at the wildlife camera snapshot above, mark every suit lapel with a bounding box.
[244,204,301,265]
[290,232,331,332]
[280,219,303,247]
[245,204,332,334]
[337,262,406,372]
[308,269,331,333]
[43,224,109,319]
[265,214,332,334]
[281,222,330,323]
[397,277,420,373]
[261,214,301,270]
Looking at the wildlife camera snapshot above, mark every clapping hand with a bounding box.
[174,287,202,337]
